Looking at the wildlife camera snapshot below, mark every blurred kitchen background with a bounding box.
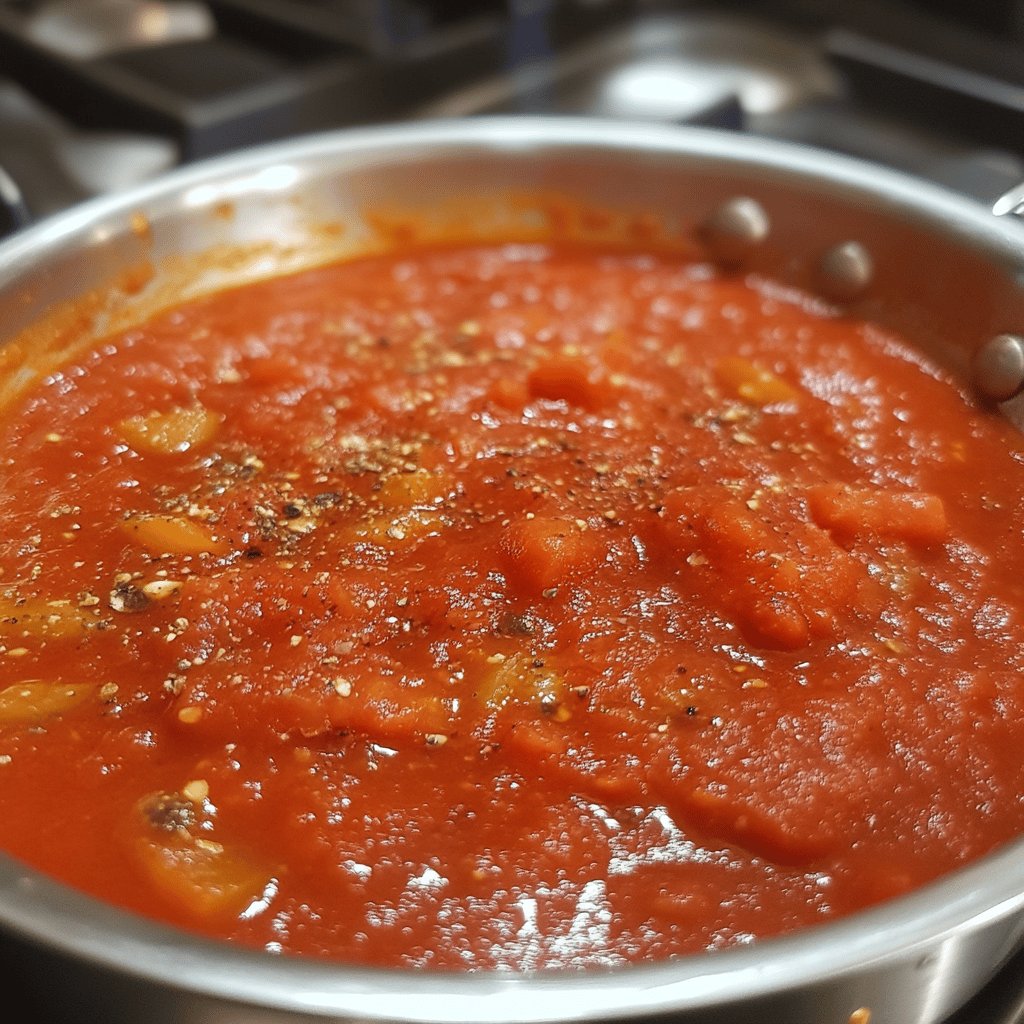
[0,0,1023,235]
[1,1,1024,1022]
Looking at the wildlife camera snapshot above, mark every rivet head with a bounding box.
[701,197,769,264]
[818,241,873,301]
[972,334,1024,402]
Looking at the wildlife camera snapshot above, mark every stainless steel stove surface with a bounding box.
[0,1,1023,1021]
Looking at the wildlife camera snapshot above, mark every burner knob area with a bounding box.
[0,165,30,237]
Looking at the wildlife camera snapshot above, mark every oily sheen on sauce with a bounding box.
[0,242,1022,970]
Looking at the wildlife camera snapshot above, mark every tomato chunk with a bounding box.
[808,484,947,546]
[656,488,871,650]
[527,353,608,409]
[500,515,598,594]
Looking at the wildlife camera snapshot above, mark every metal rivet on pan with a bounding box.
[972,334,1024,402]
[700,197,769,264]
[818,241,873,301]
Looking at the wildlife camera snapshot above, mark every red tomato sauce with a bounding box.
[1,242,1024,969]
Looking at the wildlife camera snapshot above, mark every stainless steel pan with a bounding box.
[1,118,1024,1024]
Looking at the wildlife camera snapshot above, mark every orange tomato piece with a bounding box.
[808,484,947,546]
[714,356,799,406]
[119,405,220,455]
[134,836,270,920]
[527,352,609,410]
[0,597,95,640]
[0,681,96,725]
[500,515,596,593]
[122,515,230,556]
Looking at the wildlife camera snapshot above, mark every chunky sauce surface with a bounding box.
[2,243,1024,969]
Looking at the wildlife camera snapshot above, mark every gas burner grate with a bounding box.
[0,0,630,159]
[0,0,470,158]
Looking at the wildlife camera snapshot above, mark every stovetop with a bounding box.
[1,0,1023,225]
[0,1,1023,1021]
